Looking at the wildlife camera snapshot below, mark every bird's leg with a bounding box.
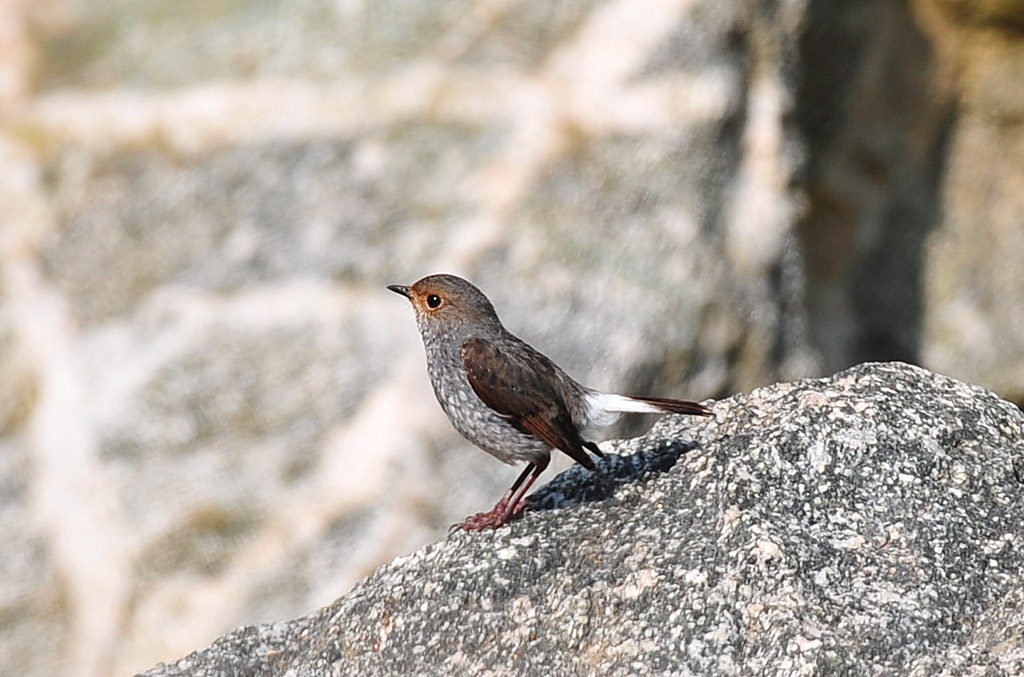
[457,457,549,531]
[456,463,534,531]
[503,456,549,519]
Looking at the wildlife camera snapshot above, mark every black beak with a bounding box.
[387,284,411,299]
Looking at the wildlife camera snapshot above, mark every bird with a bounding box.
[388,273,712,531]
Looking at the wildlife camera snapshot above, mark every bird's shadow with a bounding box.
[525,439,700,514]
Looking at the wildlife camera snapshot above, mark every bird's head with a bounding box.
[388,274,503,338]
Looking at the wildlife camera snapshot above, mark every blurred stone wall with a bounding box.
[0,0,1020,675]
[796,0,1024,403]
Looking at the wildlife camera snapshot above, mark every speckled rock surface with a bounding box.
[142,362,1024,676]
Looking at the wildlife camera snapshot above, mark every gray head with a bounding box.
[388,274,505,341]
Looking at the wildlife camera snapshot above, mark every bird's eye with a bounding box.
[426,294,442,309]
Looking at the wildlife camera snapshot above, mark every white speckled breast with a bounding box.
[424,337,550,465]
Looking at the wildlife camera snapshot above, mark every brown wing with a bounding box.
[461,337,597,470]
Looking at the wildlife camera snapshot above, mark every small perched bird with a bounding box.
[389,274,712,531]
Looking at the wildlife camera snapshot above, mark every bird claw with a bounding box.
[451,499,523,532]
[455,511,508,531]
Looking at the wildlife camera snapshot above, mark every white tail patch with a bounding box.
[583,391,663,429]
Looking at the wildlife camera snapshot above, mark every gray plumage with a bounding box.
[388,273,711,530]
[417,285,587,464]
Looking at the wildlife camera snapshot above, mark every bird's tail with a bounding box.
[613,394,712,417]
[583,391,712,428]
[606,391,712,417]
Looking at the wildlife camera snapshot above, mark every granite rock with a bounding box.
[143,362,1024,676]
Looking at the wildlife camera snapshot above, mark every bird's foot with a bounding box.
[450,463,542,533]
[455,509,510,531]
[452,497,525,532]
